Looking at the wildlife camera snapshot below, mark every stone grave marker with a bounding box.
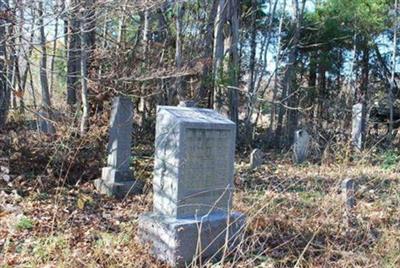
[293,129,310,164]
[0,157,10,182]
[177,100,197,107]
[37,111,55,134]
[94,96,143,198]
[250,148,264,169]
[139,106,246,267]
[351,103,365,150]
[341,178,357,227]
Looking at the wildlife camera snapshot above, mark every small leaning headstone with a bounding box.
[351,103,365,150]
[94,96,143,198]
[341,178,357,227]
[250,148,264,169]
[37,111,55,134]
[139,106,246,267]
[293,129,310,164]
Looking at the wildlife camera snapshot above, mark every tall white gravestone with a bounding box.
[139,106,245,267]
[351,103,365,150]
[293,129,310,164]
[94,96,142,198]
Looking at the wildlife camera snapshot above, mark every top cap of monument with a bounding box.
[157,105,236,127]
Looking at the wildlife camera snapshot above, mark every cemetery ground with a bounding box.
[1,126,400,267]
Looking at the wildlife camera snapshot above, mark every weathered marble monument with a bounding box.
[94,96,142,198]
[293,129,310,164]
[250,148,264,169]
[139,106,245,266]
[351,103,365,150]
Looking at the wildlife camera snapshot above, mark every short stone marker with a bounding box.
[293,129,310,164]
[341,178,356,227]
[139,106,246,267]
[351,103,365,150]
[177,100,197,107]
[94,96,143,198]
[37,111,55,134]
[250,148,264,169]
[0,157,10,182]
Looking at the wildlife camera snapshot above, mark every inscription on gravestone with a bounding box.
[94,96,142,198]
[139,106,245,267]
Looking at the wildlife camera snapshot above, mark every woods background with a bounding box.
[0,0,398,151]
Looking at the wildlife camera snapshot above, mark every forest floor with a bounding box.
[0,126,400,267]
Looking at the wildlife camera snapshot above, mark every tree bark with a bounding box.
[67,0,81,107]
[50,0,60,97]
[0,1,9,129]
[198,0,218,105]
[243,0,258,143]
[212,0,226,111]
[227,0,239,127]
[80,10,89,135]
[269,0,286,141]
[175,3,185,101]
[38,0,55,134]
[388,0,397,143]
[276,0,303,147]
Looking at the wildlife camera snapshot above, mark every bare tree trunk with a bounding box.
[388,0,397,143]
[62,0,68,59]
[198,0,218,106]
[139,10,149,126]
[357,39,369,149]
[269,0,285,140]
[50,0,60,97]
[212,0,226,111]
[118,1,127,49]
[243,0,258,144]
[309,51,317,130]
[67,0,80,107]
[0,1,9,129]
[175,3,185,102]
[80,11,89,135]
[38,0,55,134]
[38,1,52,110]
[284,0,304,147]
[276,0,303,147]
[227,0,239,127]
[8,1,16,110]
[28,68,37,109]
[10,0,23,114]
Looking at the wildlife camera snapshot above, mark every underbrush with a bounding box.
[1,122,399,267]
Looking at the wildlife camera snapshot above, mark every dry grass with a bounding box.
[1,123,400,267]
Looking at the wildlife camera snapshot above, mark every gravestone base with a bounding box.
[139,211,246,267]
[94,168,142,198]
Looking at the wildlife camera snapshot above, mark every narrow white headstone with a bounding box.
[293,129,310,164]
[139,106,245,266]
[352,103,365,150]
